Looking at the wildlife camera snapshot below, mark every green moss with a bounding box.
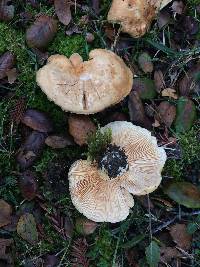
[25,3,54,16]
[178,128,200,164]
[163,128,200,180]
[0,21,36,93]
[49,28,86,58]
[87,127,112,161]
[34,148,57,174]
[163,159,183,180]
[88,225,116,267]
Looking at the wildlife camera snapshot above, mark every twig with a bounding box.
[152,217,176,234]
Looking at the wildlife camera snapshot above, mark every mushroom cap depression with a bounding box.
[68,121,166,223]
[36,49,133,114]
[107,0,172,38]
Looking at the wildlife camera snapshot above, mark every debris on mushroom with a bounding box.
[36,49,133,114]
[107,0,173,38]
[68,121,166,223]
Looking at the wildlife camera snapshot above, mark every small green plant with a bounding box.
[87,127,112,161]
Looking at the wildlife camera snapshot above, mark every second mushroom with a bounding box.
[69,121,166,223]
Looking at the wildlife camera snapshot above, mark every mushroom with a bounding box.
[107,0,172,38]
[68,121,166,223]
[36,49,133,114]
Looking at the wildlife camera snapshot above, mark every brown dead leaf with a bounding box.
[26,15,58,49]
[45,135,74,149]
[157,10,170,29]
[54,0,71,26]
[76,217,98,235]
[0,200,12,228]
[0,0,14,22]
[128,91,152,130]
[6,68,17,84]
[154,70,165,93]
[68,115,96,146]
[172,1,185,14]
[0,52,15,79]
[162,88,178,99]
[17,213,38,245]
[160,246,181,263]
[179,63,200,96]
[0,238,14,266]
[157,101,176,127]
[21,109,53,133]
[19,170,38,201]
[138,52,153,73]
[43,254,59,267]
[16,131,46,169]
[170,224,192,250]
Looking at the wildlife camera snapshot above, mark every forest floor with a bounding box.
[0,0,200,266]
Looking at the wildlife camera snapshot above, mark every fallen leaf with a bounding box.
[54,0,71,26]
[10,97,26,124]
[92,0,100,14]
[0,238,14,266]
[125,249,139,267]
[21,109,53,133]
[0,52,15,79]
[0,200,12,228]
[26,0,39,8]
[76,217,97,235]
[170,224,192,250]
[6,68,17,84]
[157,10,170,29]
[183,16,199,36]
[145,241,160,267]
[138,52,153,73]
[157,101,176,127]
[154,70,165,93]
[172,1,185,14]
[179,63,200,96]
[16,131,46,169]
[160,246,181,263]
[45,135,74,149]
[3,214,19,232]
[128,91,152,130]
[174,97,196,133]
[26,15,58,49]
[162,88,178,99]
[19,170,38,201]
[165,182,200,208]
[17,213,38,245]
[0,0,14,22]
[132,78,157,100]
[32,48,49,65]
[68,115,96,146]
[43,254,59,267]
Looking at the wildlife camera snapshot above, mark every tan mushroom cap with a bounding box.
[36,49,133,114]
[68,121,166,223]
[107,0,172,38]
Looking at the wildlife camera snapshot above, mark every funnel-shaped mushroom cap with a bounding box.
[107,0,172,38]
[68,121,166,223]
[36,49,133,114]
